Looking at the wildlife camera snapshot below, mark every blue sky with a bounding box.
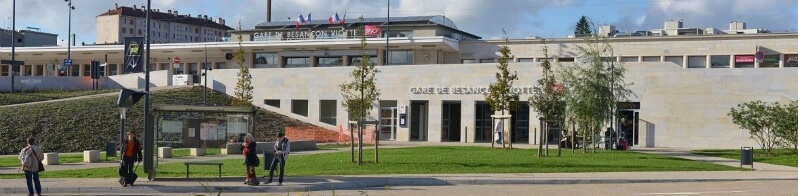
[1,0,797,45]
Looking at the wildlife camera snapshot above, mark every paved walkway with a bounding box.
[2,142,797,195]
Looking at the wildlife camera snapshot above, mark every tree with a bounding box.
[558,35,633,153]
[529,40,566,156]
[340,17,381,165]
[574,16,592,36]
[484,30,519,149]
[728,100,781,155]
[232,20,253,106]
[771,101,798,153]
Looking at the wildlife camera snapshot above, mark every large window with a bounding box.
[264,99,280,108]
[319,100,337,125]
[317,57,343,67]
[735,55,755,68]
[664,56,683,66]
[253,52,278,68]
[687,56,707,68]
[350,56,377,66]
[291,100,308,116]
[480,59,495,63]
[786,54,798,67]
[620,57,638,62]
[109,64,118,76]
[642,56,660,62]
[710,55,730,68]
[384,30,413,38]
[285,57,310,68]
[387,50,413,65]
[760,54,779,68]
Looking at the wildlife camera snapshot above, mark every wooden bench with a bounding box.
[184,162,223,178]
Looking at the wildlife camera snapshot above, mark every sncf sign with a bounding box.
[365,25,382,36]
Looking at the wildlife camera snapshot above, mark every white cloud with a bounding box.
[617,0,798,32]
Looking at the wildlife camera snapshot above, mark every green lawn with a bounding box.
[0,146,738,179]
[0,89,118,106]
[692,148,798,167]
[317,143,374,150]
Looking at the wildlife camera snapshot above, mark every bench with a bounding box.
[184,162,223,178]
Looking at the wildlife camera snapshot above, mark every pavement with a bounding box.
[1,141,797,195]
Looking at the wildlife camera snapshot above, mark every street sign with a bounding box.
[173,56,181,64]
[64,59,73,66]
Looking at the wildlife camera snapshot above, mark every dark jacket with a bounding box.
[241,141,259,166]
[121,138,142,161]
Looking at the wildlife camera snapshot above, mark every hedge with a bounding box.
[0,87,316,155]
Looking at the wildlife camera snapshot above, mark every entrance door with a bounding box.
[474,101,492,143]
[617,102,641,146]
[410,101,428,141]
[510,102,529,143]
[379,107,397,140]
[441,101,461,142]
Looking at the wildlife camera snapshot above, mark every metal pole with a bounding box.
[386,0,390,66]
[10,0,15,94]
[143,0,152,175]
[204,45,208,106]
[67,0,72,62]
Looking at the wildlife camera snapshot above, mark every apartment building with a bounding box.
[96,4,233,44]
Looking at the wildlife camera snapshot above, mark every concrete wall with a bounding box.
[96,15,121,44]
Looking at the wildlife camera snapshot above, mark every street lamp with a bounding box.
[10,0,15,93]
[65,0,74,61]
[201,45,212,105]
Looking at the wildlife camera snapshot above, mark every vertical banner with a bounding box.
[123,37,144,73]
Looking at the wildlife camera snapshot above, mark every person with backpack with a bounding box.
[120,131,142,187]
[264,132,290,186]
[241,134,259,185]
[19,137,44,196]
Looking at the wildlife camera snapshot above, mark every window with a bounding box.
[664,56,683,66]
[253,52,278,68]
[317,57,343,67]
[264,99,280,108]
[558,57,575,62]
[734,55,755,68]
[138,29,142,35]
[620,57,637,62]
[129,19,134,25]
[760,54,779,68]
[129,28,134,34]
[383,30,413,38]
[537,58,553,62]
[285,57,310,68]
[600,57,617,62]
[350,56,377,66]
[291,100,309,116]
[786,54,798,67]
[216,62,228,69]
[109,64,118,76]
[479,59,495,63]
[687,56,707,68]
[642,56,660,62]
[461,59,476,64]
[121,27,127,34]
[188,63,198,75]
[517,58,534,62]
[319,100,337,125]
[386,50,413,65]
[195,28,199,33]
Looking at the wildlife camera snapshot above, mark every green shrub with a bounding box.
[0,87,314,154]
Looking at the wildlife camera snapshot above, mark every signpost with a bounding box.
[173,56,181,71]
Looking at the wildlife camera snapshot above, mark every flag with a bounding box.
[328,12,339,24]
[340,12,346,24]
[306,12,311,24]
[296,14,305,28]
[123,37,144,73]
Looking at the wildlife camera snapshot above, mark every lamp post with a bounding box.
[10,0,15,93]
[202,45,212,105]
[65,0,74,68]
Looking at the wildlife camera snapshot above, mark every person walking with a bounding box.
[120,131,142,187]
[19,137,44,196]
[241,134,259,185]
[265,132,290,186]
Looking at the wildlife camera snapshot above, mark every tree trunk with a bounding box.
[358,124,363,165]
[375,126,379,163]
[537,124,543,157]
[571,122,576,153]
[557,122,562,157]
[544,121,549,157]
[350,123,355,163]
[491,118,496,149]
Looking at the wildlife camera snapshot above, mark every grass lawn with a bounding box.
[0,89,118,106]
[317,143,374,150]
[0,148,221,168]
[0,146,738,179]
[692,148,798,167]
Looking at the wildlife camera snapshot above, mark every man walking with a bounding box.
[120,131,142,187]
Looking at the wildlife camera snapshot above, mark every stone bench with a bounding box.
[83,150,100,163]
[43,153,59,165]
[158,147,172,158]
[190,148,205,156]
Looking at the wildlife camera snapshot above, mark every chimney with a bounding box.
[204,15,208,20]
[142,5,146,11]
[168,10,172,14]
[216,18,224,25]
[174,10,178,16]
[133,5,137,9]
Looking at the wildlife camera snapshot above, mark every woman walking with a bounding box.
[241,134,259,185]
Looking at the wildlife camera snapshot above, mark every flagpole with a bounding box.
[386,0,390,65]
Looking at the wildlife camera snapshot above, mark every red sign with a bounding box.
[173,56,181,64]
[365,25,381,36]
[735,55,754,63]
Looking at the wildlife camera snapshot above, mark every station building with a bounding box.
[2,15,798,149]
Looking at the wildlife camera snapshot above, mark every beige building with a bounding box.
[2,16,798,149]
[95,4,233,45]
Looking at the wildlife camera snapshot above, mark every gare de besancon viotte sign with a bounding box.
[409,86,539,95]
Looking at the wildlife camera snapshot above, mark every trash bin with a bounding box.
[263,150,275,171]
[105,142,117,161]
[740,146,754,169]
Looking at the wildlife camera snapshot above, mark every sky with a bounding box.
[1,0,798,45]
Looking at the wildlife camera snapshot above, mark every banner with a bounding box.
[365,25,381,36]
[123,37,144,73]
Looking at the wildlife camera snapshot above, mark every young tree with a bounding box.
[771,101,798,153]
[728,100,781,155]
[232,20,253,106]
[575,16,592,36]
[340,18,381,165]
[485,31,519,149]
[558,35,633,153]
[529,40,566,156]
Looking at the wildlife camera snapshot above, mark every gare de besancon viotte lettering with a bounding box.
[253,29,360,40]
[409,87,538,95]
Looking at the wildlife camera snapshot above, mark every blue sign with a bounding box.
[64,59,72,66]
